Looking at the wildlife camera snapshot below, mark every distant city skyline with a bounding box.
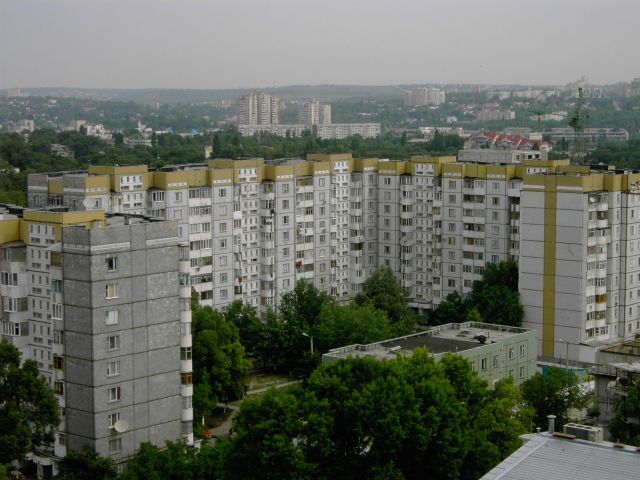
[1,0,639,90]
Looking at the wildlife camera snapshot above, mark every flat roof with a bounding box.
[324,322,530,362]
[481,433,640,480]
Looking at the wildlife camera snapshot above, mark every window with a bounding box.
[105,284,118,299]
[283,216,289,225]
[105,310,119,325]
[282,199,289,209]
[180,347,192,360]
[519,366,526,379]
[54,381,64,395]
[519,344,527,357]
[219,239,227,249]
[108,412,120,429]
[58,433,67,446]
[107,361,120,377]
[282,183,289,193]
[220,289,228,300]
[174,192,182,202]
[218,188,227,198]
[508,347,515,360]
[108,386,121,402]
[493,355,500,368]
[481,358,487,371]
[447,279,456,288]
[53,356,64,370]
[109,438,122,454]
[182,396,193,409]
[52,279,63,293]
[107,335,120,351]
[181,372,193,384]
[220,273,228,283]
[106,257,118,272]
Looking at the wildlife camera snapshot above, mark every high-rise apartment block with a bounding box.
[520,166,640,363]
[298,100,331,126]
[26,156,640,364]
[237,91,281,125]
[404,87,446,107]
[0,208,193,475]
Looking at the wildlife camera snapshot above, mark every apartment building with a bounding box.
[32,155,640,364]
[404,87,446,107]
[0,207,193,475]
[298,100,332,126]
[237,91,281,125]
[313,123,381,140]
[520,166,640,363]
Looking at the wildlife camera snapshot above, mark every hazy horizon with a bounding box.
[1,0,639,90]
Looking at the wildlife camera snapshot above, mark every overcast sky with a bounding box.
[1,0,638,89]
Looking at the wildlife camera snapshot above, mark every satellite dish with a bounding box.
[82,198,94,210]
[113,419,129,433]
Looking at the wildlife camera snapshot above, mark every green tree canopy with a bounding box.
[609,382,640,446]
[355,266,416,335]
[191,300,251,421]
[520,368,587,429]
[57,447,118,480]
[313,302,395,352]
[223,351,530,479]
[0,340,60,465]
[120,441,222,480]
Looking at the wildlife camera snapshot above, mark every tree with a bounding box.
[313,302,395,352]
[0,340,60,465]
[226,351,528,479]
[120,441,222,480]
[278,279,332,331]
[191,301,251,418]
[225,300,263,357]
[355,267,415,334]
[57,447,118,480]
[431,291,467,325]
[520,369,587,429]
[222,388,312,480]
[609,382,640,446]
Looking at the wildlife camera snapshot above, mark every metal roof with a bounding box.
[481,434,640,480]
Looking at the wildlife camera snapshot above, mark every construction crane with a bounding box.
[568,86,589,164]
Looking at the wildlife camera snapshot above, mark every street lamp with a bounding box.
[302,332,314,356]
[558,338,569,370]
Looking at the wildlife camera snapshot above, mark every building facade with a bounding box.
[237,91,281,126]
[0,208,193,474]
[298,100,331,126]
[404,87,446,107]
[28,155,640,364]
[313,123,381,140]
[323,321,537,386]
[520,166,640,363]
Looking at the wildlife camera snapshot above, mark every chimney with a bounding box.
[547,415,556,435]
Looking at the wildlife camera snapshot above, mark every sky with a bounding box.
[1,0,639,89]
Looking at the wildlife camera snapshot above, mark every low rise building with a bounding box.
[322,322,537,386]
[592,339,640,417]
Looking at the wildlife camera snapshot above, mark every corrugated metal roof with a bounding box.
[481,434,640,480]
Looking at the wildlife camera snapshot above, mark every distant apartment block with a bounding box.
[238,124,308,138]
[0,207,193,475]
[323,321,537,386]
[458,149,547,164]
[474,110,516,122]
[237,91,281,125]
[404,87,446,107]
[298,100,331,126]
[546,128,629,143]
[313,123,381,140]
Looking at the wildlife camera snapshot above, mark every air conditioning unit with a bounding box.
[562,423,603,442]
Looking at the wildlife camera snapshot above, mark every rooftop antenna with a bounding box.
[569,86,589,164]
